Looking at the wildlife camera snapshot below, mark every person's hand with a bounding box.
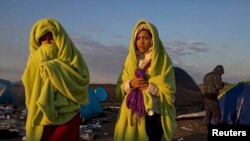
[130,77,148,89]
[140,84,149,91]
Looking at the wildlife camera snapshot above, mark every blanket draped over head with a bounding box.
[22,18,89,141]
[114,19,176,141]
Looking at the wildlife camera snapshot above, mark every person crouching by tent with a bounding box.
[202,65,225,125]
[114,19,176,141]
[22,18,89,141]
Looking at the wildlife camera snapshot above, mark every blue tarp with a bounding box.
[80,88,104,118]
[219,81,250,125]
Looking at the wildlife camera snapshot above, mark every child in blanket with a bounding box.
[114,19,177,141]
[22,18,89,141]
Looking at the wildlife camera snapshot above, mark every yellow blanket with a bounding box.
[22,18,89,141]
[114,19,176,141]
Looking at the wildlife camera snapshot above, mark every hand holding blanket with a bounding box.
[126,68,146,124]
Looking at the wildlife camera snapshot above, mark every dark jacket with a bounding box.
[203,65,224,95]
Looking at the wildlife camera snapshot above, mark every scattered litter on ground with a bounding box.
[181,126,194,131]
[0,104,117,141]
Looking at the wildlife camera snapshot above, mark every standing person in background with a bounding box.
[203,65,225,125]
[22,18,89,141]
[114,19,176,141]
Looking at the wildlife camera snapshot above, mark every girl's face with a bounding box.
[39,32,54,45]
[135,29,152,54]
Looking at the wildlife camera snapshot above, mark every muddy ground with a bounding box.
[0,109,207,141]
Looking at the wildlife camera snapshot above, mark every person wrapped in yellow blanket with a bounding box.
[114,19,176,141]
[22,18,89,141]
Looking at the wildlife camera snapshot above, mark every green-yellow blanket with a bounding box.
[114,19,176,141]
[22,18,89,141]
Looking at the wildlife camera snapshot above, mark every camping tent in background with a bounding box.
[219,80,250,125]
[0,79,14,104]
[174,67,204,116]
[10,81,25,106]
[0,79,25,106]
[80,87,108,118]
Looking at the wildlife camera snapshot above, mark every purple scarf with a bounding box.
[126,68,146,124]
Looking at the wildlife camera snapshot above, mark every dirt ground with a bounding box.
[88,110,208,141]
[92,110,208,141]
[0,109,208,141]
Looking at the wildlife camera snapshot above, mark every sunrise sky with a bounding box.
[1,0,250,84]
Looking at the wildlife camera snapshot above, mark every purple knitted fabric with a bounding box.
[126,68,146,124]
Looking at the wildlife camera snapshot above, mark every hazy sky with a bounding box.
[1,0,250,84]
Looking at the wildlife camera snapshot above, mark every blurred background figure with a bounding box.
[203,65,225,125]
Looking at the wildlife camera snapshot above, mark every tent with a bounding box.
[80,87,108,118]
[0,79,14,104]
[174,67,204,116]
[219,80,250,125]
[0,79,25,106]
